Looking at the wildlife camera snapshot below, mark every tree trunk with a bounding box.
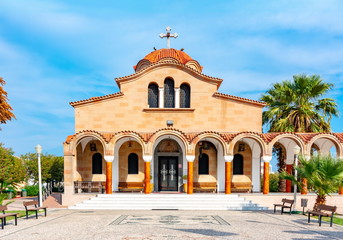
[313,195,326,211]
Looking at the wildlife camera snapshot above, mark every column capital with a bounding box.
[104,155,114,162]
[186,155,195,162]
[143,155,153,162]
[261,155,272,162]
[224,155,234,162]
[174,87,180,91]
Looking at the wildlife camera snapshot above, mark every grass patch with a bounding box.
[3,210,45,221]
[312,215,343,226]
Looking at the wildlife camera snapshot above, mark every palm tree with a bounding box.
[260,74,338,132]
[281,155,343,210]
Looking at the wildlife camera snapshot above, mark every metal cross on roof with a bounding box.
[159,26,178,49]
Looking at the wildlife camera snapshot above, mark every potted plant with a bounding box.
[182,175,188,193]
[149,176,154,193]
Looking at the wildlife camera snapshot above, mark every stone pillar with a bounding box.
[224,155,233,194]
[159,87,164,108]
[174,87,180,108]
[63,154,75,196]
[143,155,152,194]
[262,156,272,194]
[186,155,195,194]
[104,155,114,194]
[286,164,292,193]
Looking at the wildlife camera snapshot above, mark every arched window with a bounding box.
[164,78,175,108]
[233,154,243,175]
[148,83,159,108]
[92,153,102,174]
[198,153,209,175]
[180,84,190,108]
[128,153,139,174]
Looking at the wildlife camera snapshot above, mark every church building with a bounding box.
[63,28,343,202]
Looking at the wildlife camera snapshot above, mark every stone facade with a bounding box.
[64,48,343,199]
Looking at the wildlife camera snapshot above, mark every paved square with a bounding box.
[0,209,342,240]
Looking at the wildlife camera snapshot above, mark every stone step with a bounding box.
[69,194,267,211]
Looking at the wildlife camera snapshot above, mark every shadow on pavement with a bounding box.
[168,228,238,237]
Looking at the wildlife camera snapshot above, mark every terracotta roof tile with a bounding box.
[143,48,193,65]
[213,92,266,107]
[70,92,124,107]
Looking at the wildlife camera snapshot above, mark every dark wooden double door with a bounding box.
[158,157,178,191]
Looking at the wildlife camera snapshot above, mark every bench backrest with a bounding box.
[282,198,294,206]
[119,182,144,188]
[317,204,337,213]
[193,182,217,188]
[0,205,8,213]
[23,200,38,208]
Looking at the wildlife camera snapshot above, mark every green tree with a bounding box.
[281,155,343,210]
[260,74,338,132]
[0,143,26,192]
[0,78,15,125]
[22,153,63,184]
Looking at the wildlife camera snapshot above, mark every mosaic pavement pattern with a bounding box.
[110,215,230,226]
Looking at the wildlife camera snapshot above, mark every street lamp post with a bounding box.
[35,144,43,207]
[293,145,301,212]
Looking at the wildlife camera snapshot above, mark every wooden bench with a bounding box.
[23,201,47,219]
[0,205,18,229]
[74,181,105,193]
[308,204,337,227]
[231,175,252,193]
[273,198,294,214]
[193,182,217,193]
[118,182,144,193]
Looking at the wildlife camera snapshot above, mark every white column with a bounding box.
[175,87,180,108]
[159,87,164,108]
[252,156,261,192]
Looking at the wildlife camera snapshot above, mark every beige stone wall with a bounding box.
[74,65,262,133]
[233,141,252,181]
[193,142,217,183]
[118,141,144,182]
[75,140,106,181]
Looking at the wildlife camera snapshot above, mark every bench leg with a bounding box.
[26,211,29,219]
[330,216,333,227]
[308,213,311,223]
[35,210,38,219]
[15,215,17,226]
[319,215,322,226]
[44,208,47,217]
[1,218,3,229]
[281,207,284,215]
[274,205,276,213]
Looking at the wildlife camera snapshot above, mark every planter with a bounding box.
[21,189,27,197]
[7,191,13,199]
[183,183,188,193]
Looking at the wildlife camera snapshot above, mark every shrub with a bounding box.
[25,185,39,196]
[269,173,280,192]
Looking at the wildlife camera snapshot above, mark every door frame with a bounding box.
[158,156,179,191]
[153,152,182,192]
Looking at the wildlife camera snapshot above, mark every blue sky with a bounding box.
[1,0,343,156]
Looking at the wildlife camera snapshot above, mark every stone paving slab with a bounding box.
[0,209,342,240]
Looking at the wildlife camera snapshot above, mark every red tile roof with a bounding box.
[213,92,266,107]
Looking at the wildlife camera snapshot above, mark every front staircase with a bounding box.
[69,193,267,210]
